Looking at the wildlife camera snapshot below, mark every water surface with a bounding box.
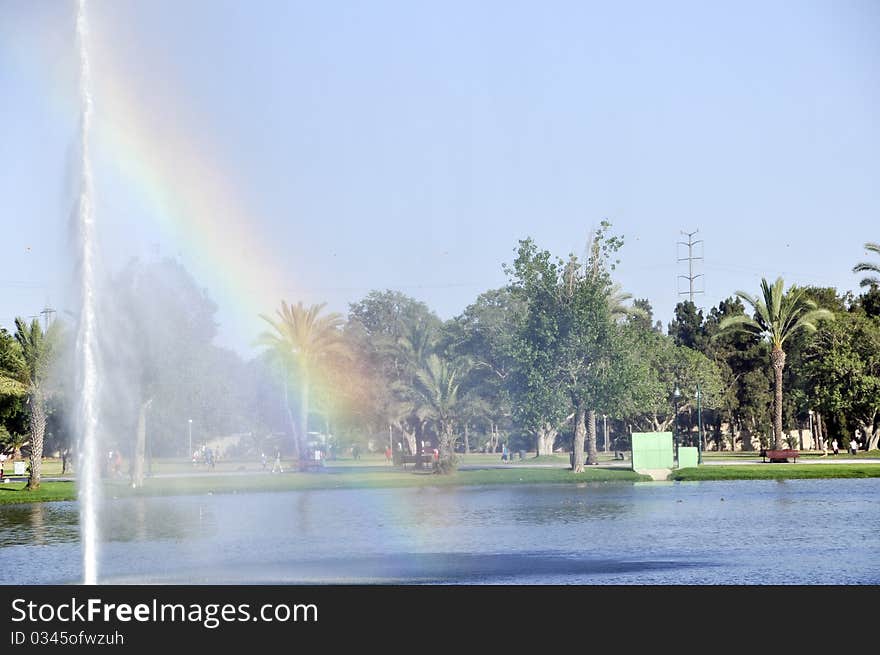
[1,479,877,584]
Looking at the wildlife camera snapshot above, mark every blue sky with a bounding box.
[1,0,878,352]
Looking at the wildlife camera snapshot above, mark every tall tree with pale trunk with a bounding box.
[717,278,833,450]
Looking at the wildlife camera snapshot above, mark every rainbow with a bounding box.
[90,51,295,348]
[5,7,299,349]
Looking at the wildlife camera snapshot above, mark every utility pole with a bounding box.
[677,230,704,304]
[39,306,56,332]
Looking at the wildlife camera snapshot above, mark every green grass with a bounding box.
[6,452,879,504]
[0,467,649,505]
[0,481,77,504]
[671,464,880,481]
[112,467,649,498]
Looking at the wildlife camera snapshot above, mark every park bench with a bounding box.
[398,453,435,469]
[761,449,799,463]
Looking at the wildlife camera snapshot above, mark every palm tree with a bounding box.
[606,283,649,323]
[384,317,438,458]
[0,426,21,459]
[381,395,417,455]
[0,318,59,490]
[718,278,832,449]
[853,242,880,288]
[413,354,463,473]
[257,302,347,461]
[389,318,435,375]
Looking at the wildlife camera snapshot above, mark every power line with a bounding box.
[677,229,704,304]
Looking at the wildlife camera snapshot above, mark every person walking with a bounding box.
[832,439,839,456]
[271,449,283,473]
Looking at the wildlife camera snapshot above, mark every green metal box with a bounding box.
[631,432,674,470]
[677,446,699,469]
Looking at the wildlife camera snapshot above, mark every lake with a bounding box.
[1,478,877,584]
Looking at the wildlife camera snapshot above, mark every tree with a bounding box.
[0,328,27,446]
[413,354,463,473]
[853,242,880,288]
[631,298,657,332]
[777,287,848,449]
[623,328,723,437]
[854,286,880,320]
[258,301,348,460]
[702,297,773,450]
[347,291,442,456]
[804,312,880,451]
[107,257,247,486]
[445,288,520,452]
[669,301,707,351]
[506,240,584,468]
[581,276,649,464]
[0,426,28,461]
[505,223,623,472]
[0,318,60,490]
[717,278,833,449]
[348,290,439,343]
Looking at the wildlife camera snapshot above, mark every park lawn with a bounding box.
[115,466,649,498]
[0,481,77,504]
[0,467,648,504]
[1,458,67,478]
[671,464,880,481]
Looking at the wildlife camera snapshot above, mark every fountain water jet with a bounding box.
[75,0,100,585]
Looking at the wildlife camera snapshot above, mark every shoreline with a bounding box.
[3,458,880,505]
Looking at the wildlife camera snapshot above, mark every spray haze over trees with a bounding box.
[5,224,878,487]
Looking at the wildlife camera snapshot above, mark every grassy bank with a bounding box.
[116,467,650,497]
[0,467,648,505]
[6,459,880,505]
[671,464,880,481]
[0,481,77,504]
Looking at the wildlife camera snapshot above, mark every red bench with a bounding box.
[761,449,799,463]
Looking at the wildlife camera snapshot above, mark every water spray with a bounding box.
[75,0,100,585]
